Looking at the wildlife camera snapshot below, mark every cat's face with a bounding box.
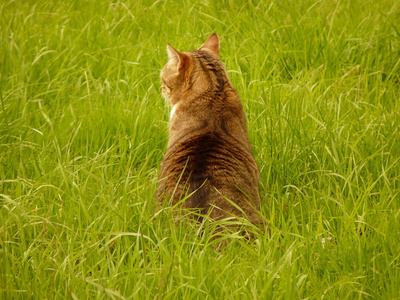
[160,49,186,101]
[160,33,220,104]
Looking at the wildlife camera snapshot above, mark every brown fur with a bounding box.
[156,33,262,225]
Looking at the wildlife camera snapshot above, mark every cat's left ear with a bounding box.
[167,44,189,70]
[199,33,220,59]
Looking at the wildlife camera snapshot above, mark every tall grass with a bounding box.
[1,0,399,298]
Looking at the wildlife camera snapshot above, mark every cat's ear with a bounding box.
[199,33,220,59]
[167,44,189,70]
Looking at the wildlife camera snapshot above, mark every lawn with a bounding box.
[1,0,400,299]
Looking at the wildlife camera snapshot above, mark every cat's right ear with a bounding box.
[167,44,189,71]
[199,33,220,59]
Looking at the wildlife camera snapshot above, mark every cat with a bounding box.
[156,33,262,226]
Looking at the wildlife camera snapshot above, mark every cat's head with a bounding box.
[160,33,223,104]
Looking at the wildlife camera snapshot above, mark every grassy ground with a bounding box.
[1,0,400,298]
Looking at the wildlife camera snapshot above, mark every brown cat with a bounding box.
[156,33,262,226]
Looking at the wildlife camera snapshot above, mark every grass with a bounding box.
[1,0,400,298]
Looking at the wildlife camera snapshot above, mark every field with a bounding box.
[1,0,400,298]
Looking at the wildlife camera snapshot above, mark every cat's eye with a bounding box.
[161,79,171,90]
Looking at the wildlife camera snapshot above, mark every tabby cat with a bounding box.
[156,33,261,226]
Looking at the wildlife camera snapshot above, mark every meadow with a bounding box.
[1,0,400,298]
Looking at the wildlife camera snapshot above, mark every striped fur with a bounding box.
[157,33,261,225]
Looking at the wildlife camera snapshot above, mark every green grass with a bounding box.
[1,0,400,298]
